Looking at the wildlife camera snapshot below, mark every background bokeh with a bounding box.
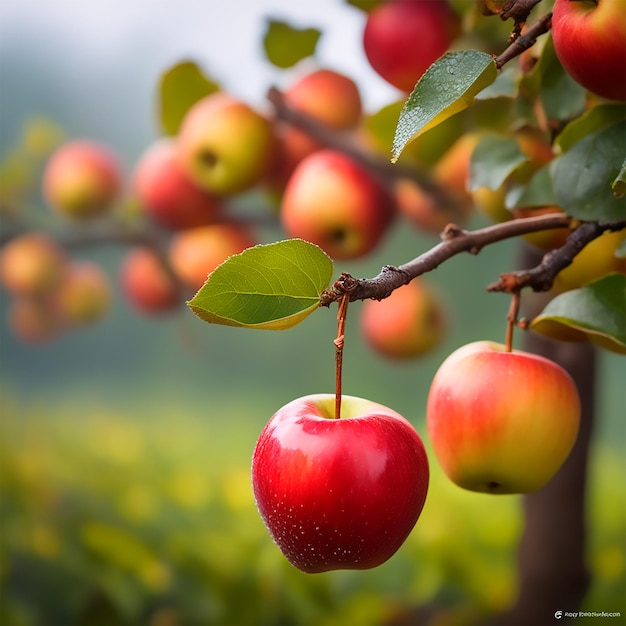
[1,2,625,625]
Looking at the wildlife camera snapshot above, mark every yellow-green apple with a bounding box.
[283,68,362,130]
[176,92,279,195]
[133,138,223,230]
[553,229,626,292]
[280,149,395,260]
[426,341,581,494]
[360,279,445,359]
[0,232,67,297]
[251,393,429,573]
[53,261,112,326]
[394,178,465,234]
[42,140,122,218]
[363,0,461,92]
[120,246,180,314]
[471,185,511,223]
[552,0,626,101]
[6,297,63,344]
[168,221,257,291]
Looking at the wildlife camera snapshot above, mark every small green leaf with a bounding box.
[263,20,321,69]
[551,120,626,221]
[468,134,527,192]
[554,102,626,153]
[613,158,626,198]
[512,162,557,209]
[345,0,382,11]
[159,61,220,135]
[531,274,626,354]
[188,239,334,330]
[475,66,518,100]
[392,51,497,163]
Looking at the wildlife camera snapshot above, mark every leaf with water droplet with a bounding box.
[392,51,497,163]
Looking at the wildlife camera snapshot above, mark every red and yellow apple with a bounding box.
[133,138,223,230]
[42,140,122,218]
[252,393,429,573]
[283,68,362,130]
[360,279,445,359]
[120,246,180,314]
[176,92,279,195]
[363,0,461,92]
[552,0,626,101]
[168,221,257,291]
[280,149,395,260]
[426,341,581,494]
[0,232,67,297]
[53,261,111,326]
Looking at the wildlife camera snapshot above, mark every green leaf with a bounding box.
[158,61,220,135]
[554,102,626,153]
[263,20,321,69]
[512,162,557,209]
[345,0,383,11]
[475,66,518,100]
[551,121,626,221]
[188,239,334,330]
[392,50,497,163]
[531,274,626,354]
[468,134,527,192]
[613,158,626,198]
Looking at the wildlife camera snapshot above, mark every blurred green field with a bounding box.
[1,393,624,626]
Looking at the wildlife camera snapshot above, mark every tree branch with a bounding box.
[494,11,553,69]
[321,216,625,306]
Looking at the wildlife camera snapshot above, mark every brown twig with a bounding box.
[494,11,553,69]
[333,291,351,420]
[321,212,581,306]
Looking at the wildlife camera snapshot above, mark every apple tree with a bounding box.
[0,0,624,624]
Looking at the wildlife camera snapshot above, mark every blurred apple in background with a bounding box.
[363,0,461,93]
[515,206,572,251]
[133,138,223,230]
[53,261,112,327]
[427,340,581,494]
[252,393,429,573]
[120,246,180,315]
[168,221,257,291]
[281,149,395,260]
[176,92,279,195]
[42,140,122,218]
[551,0,626,101]
[553,229,626,292]
[6,297,63,344]
[0,232,67,297]
[360,278,445,359]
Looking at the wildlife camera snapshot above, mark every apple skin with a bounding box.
[6,297,63,344]
[283,68,362,130]
[552,0,626,101]
[251,393,429,573]
[53,261,112,326]
[133,138,223,230]
[176,93,279,195]
[360,279,445,359]
[281,150,395,260]
[363,0,461,92]
[120,246,180,314]
[553,229,626,292]
[168,221,257,292]
[426,341,581,494]
[42,140,122,218]
[0,232,67,297]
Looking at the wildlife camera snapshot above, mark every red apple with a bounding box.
[427,341,581,494]
[552,0,626,101]
[6,297,63,344]
[120,246,180,314]
[42,140,122,218]
[363,0,461,92]
[176,92,279,195]
[53,261,112,326]
[0,232,67,297]
[133,138,223,230]
[283,68,362,130]
[168,221,257,292]
[252,393,429,573]
[360,278,445,359]
[281,150,396,260]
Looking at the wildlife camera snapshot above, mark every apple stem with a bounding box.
[505,290,521,352]
[333,293,350,419]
